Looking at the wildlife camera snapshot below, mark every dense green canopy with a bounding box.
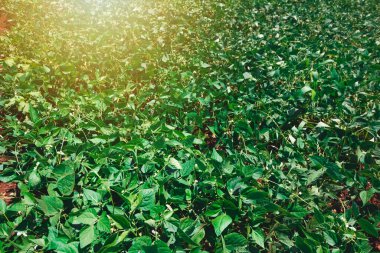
[0,0,379,252]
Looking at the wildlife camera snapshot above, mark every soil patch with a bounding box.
[0,182,18,204]
[0,156,18,205]
[0,11,11,33]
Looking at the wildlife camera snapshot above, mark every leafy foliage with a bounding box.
[0,0,379,252]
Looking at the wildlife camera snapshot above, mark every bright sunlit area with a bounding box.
[0,0,379,252]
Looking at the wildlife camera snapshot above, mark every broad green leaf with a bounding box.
[359,190,374,206]
[83,189,102,205]
[181,159,195,177]
[177,227,199,246]
[307,168,326,185]
[72,211,97,225]
[277,233,294,248]
[224,233,247,250]
[169,157,182,170]
[89,138,107,144]
[211,149,223,163]
[313,208,325,223]
[243,72,253,79]
[205,201,222,217]
[241,188,268,203]
[56,242,78,253]
[97,212,111,233]
[57,173,75,196]
[29,106,39,123]
[290,205,309,218]
[153,240,172,253]
[316,122,330,128]
[295,237,313,253]
[139,188,156,211]
[38,196,63,216]
[129,237,171,253]
[212,214,232,236]
[201,62,211,68]
[357,219,378,237]
[109,214,130,229]
[28,170,41,187]
[252,229,265,248]
[127,238,149,253]
[4,58,15,67]
[252,167,263,180]
[323,231,338,246]
[0,199,6,214]
[79,225,95,248]
[310,156,343,181]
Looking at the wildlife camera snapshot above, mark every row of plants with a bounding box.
[0,0,379,252]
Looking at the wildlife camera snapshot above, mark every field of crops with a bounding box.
[0,0,379,252]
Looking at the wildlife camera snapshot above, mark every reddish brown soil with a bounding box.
[0,12,11,32]
[0,156,18,204]
[370,237,380,252]
[0,156,13,163]
[0,182,18,205]
[0,11,11,74]
[0,10,16,204]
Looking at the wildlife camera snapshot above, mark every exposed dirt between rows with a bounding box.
[0,157,18,205]
[0,182,18,205]
[0,11,10,74]
[0,156,13,163]
[0,12,17,204]
[0,11,11,32]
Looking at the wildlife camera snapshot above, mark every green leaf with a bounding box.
[169,157,182,170]
[38,196,63,216]
[97,212,111,233]
[241,188,268,203]
[251,167,263,180]
[129,237,171,253]
[310,156,343,181]
[212,214,232,236]
[109,214,130,229]
[289,205,309,218]
[307,168,326,185]
[323,231,338,246]
[153,240,172,253]
[177,228,199,246]
[89,137,107,144]
[29,106,39,123]
[181,159,195,177]
[129,236,152,250]
[57,173,75,196]
[252,229,265,248]
[277,233,294,248]
[359,190,374,206]
[316,122,330,128]
[205,201,222,217]
[295,237,313,253]
[139,188,156,211]
[224,233,247,250]
[72,211,97,225]
[211,149,223,163]
[357,218,378,237]
[4,58,15,67]
[201,62,211,68]
[28,170,41,187]
[83,188,102,205]
[79,225,95,248]
[0,199,6,214]
[243,72,253,80]
[313,208,325,223]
